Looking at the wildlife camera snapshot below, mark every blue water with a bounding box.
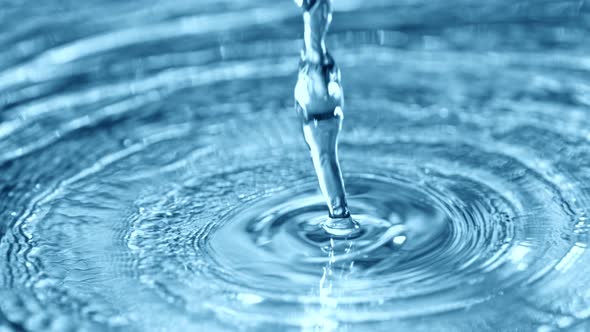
[1,1,590,331]
[294,0,359,235]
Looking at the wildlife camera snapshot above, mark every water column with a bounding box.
[294,0,359,236]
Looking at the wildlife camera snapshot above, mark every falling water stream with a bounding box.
[294,0,359,236]
[1,0,590,331]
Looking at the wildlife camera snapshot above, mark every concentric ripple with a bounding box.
[1,0,590,331]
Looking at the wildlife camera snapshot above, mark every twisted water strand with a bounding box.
[294,0,359,236]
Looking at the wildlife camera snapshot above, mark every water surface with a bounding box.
[1,1,590,331]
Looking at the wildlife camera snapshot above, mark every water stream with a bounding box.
[1,0,590,331]
[294,0,358,235]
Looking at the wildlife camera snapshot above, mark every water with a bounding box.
[1,0,590,331]
[294,0,358,235]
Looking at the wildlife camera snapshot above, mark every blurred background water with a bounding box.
[1,0,590,331]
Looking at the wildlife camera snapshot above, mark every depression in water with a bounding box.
[1,0,590,331]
